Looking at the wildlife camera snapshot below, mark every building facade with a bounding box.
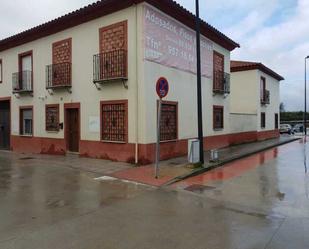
[0,0,281,165]
[230,61,284,141]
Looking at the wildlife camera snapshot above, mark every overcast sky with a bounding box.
[0,0,307,111]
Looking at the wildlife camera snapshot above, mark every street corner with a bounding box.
[110,164,193,187]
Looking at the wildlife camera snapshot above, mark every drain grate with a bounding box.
[185,184,216,193]
[19,157,35,160]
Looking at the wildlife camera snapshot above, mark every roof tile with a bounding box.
[231,60,284,81]
[0,0,240,52]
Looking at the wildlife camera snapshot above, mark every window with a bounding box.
[213,106,224,130]
[95,21,128,81]
[261,112,266,129]
[0,59,2,83]
[99,21,127,53]
[18,51,33,91]
[260,77,266,101]
[53,38,72,64]
[275,113,279,129]
[20,107,33,136]
[160,102,178,141]
[46,105,60,131]
[213,51,224,92]
[101,100,127,142]
[49,38,72,88]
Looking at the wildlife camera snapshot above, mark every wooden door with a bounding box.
[66,108,79,152]
[0,101,10,150]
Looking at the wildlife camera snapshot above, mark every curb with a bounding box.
[163,138,300,186]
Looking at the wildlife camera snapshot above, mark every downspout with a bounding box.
[135,3,139,164]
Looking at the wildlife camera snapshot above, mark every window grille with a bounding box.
[102,102,127,142]
[213,106,224,129]
[261,112,266,128]
[46,105,59,131]
[160,103,177,141]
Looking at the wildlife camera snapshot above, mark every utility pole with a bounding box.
[195,0,204,164]
[305,56,309,136]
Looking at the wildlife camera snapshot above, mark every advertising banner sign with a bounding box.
[144,5,213,78]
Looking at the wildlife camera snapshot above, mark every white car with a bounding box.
[280,124,293,134]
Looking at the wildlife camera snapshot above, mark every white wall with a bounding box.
[258,71,280,132]
[141,43,231,144]
[230,113,258,133]
[230,70,259,115]
[0,5,143,143]
[230,69,281,133]
[0,2,235,148]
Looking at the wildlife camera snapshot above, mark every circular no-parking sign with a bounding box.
[156,77,169,99]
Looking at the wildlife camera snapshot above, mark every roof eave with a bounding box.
[0,0,239,52]
[231,65,284,81]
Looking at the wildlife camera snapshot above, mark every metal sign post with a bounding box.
[155,98,162,179]
[155,77,169,179]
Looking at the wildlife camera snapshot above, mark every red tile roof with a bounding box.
[231,60,284,81]
[0,0,240,52]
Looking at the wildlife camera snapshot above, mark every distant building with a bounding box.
[230,61,284,141]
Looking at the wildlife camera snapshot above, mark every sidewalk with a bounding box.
[111,136,300,187]
[0,150,131,177]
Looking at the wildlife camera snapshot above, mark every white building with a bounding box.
[0,0,282,165]
[230,61,284,141]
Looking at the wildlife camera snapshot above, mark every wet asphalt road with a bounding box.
[0,139,309,249]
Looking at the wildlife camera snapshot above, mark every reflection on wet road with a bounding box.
[175,140,309,213]
[0,139,309,249]
[173,139,309,248]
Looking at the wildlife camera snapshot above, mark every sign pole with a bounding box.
[155,77,169,179]
[155,98,162,179]
[195,0,204,164]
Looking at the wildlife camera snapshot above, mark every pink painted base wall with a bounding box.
[10,130,280,165]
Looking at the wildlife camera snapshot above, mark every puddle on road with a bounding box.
[213,204,285,220]
[175,146,282,190]
[46,199,68,208]
[184,184,216,194]
[93,176,155,207]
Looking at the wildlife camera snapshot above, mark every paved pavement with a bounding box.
[203,135,297,165]
[0,138,309,248]
[173,138,309,248]
[110,136,298,186]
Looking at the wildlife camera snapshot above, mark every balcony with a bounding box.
[261,90,270,105]
[12,71,33,94]
[93,49,127,84]
[46,62,71,89]
[213,71,230,94]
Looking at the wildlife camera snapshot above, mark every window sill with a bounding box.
[101,140,127,144]
[46,130,60,133]
[213,128,224,131]
[19,134,33,138]
[160,139,178,143]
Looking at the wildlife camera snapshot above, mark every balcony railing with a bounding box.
[261,90,270,105]
[213,71,230,94]
[46,62,72,89]
[12,71,33,94]
[93,49,127,83]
